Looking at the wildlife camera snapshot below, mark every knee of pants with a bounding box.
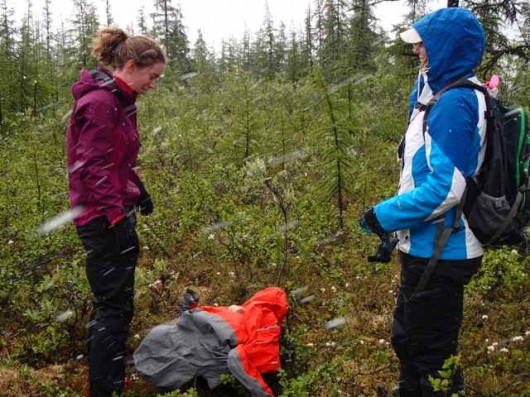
[391,323,406,354]
[92,295,134,323]
[392,335,410,361]
[391,316,410,360]
[391,331,427,369]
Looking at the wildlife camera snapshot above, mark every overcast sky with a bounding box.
[10,0,446,52]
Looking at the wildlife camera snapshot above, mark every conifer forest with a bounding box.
[0,0,529,395]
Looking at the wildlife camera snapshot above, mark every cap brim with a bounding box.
[399,28,422,44]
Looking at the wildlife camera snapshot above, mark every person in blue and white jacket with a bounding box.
[361,8,486,397]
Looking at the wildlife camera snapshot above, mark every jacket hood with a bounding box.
[413,8,485,93]
[243,287,288,322]
[71,67,137,104]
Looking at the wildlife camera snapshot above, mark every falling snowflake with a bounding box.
[36,206,84,234]
[56,310,74,323]
[325,317,346,330]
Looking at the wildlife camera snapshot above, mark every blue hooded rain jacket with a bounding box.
[374,8,487,260]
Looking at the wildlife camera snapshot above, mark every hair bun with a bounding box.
[92,27,129,66]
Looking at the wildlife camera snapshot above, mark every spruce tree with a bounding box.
[0,0,15,127]
[152,0,190,74]
[303,6,314,73]
[191,30,217,94]
[463,0,530,75]
[137,7,148,35]
[319,0,349,81]
[72,0,99,69]
[285,31,301,84]
[348,0,380,72]
[104,0,113,26]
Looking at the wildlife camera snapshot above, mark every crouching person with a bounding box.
[134,287,288,397]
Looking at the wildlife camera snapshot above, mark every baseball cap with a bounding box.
[400,28,422,44]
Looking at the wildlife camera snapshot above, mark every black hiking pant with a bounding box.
[77,215,139,397]
[391,252,481,397]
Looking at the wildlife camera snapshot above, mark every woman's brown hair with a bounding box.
[92,27,166,70]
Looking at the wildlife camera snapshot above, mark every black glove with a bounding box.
[137,181,154,216]
[178,289,200,313]
[368,233,399,263]
[111,216,139,255]
[360,207,385,237]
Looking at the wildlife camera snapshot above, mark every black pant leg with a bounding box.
[392,253,475,396]
[392,261,423,394]
[407,276,463,379]
[77,216,139,397]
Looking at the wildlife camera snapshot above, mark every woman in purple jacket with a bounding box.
[66,27,165,397]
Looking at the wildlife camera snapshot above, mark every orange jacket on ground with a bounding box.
[134,287,288,396]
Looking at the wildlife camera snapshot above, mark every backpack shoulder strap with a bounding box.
[421,79,488,137]
[412,189,467,299]
[429,79,487,105]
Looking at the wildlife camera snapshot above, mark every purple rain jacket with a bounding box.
[66,67,143,226]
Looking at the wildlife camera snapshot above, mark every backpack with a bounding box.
[422,79,530,247]
[411,79,529,298]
